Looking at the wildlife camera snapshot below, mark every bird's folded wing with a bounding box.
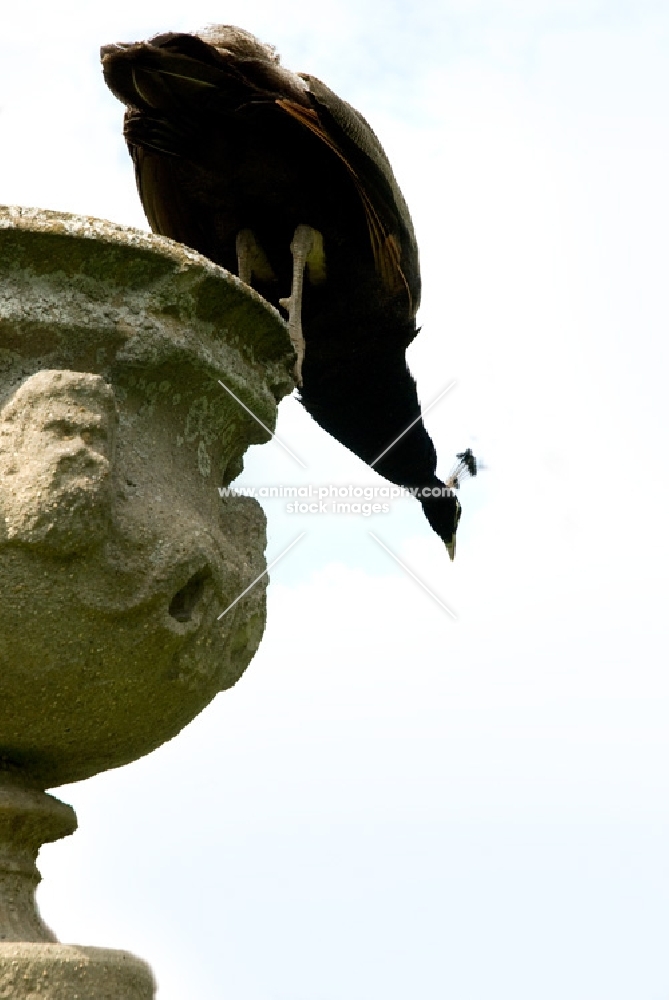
[276,94,417,312]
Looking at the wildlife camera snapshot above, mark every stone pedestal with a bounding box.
[0,206,295,996]
[0,945,155,1000]
[0,771,76,944]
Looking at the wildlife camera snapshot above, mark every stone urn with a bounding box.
[0,206,294,997]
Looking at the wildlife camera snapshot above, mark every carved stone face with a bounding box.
[0,366,270,788]
[0,371,116,554]
[0,209,294,789]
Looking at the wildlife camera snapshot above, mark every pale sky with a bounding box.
[2,2,669,998]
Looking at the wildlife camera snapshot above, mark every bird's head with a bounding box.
[418,489,462,561]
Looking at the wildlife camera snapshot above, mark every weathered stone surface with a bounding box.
[0,943,155,999]
[0,770,77,944]
[0,207,295,788]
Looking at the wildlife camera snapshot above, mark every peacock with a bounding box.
[101,25,475,557]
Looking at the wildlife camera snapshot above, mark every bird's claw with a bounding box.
[280,224,322,387]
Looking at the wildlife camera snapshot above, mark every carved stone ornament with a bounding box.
[0,206,295,998]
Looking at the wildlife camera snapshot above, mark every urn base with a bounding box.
[0,943,155,999]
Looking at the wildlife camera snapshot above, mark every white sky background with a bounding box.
[2,1,669,998]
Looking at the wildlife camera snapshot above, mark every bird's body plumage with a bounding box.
[101,26,465,553]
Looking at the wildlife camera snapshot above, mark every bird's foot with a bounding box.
[279,224,325,387]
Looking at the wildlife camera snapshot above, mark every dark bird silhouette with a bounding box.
[101,26,473,557]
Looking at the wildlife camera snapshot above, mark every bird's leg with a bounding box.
[235,228,276,286]
[279,224,324,387]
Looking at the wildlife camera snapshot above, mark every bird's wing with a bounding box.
[296,74,421,313]
[104,33,420,313]
[121,104,213,255]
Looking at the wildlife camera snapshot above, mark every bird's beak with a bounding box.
[446,537,456,561]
